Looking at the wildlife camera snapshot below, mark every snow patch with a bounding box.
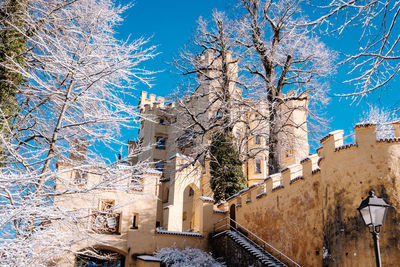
[155,247,225,267]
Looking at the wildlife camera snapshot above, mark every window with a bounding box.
[155,160,165,173]
[74,170,88,185]
[214,111,223,119]
[156,136,166,150]
[255,159,261,173]
[182,211,187,221]
[130,177,144,192]
[132,213,139,229]
[255,136,261,145]
[159,118,165,125]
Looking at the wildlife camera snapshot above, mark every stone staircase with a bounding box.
[226,230,287,267]
[211,217,301,267]
[212,229,288,267]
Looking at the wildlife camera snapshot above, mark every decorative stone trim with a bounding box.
[312,168,321,174]
[290,176,304,184]
[272,185,284,192]
[280,167,289,173]
[264,176,272,181]
[354,123,375,128]
[256,192,266,199]
[335,143,357,152]
[378,137,400,143]
[300,157,310,164]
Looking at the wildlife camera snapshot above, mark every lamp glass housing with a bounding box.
[358,191,390,227]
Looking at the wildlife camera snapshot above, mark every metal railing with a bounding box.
[213,216,301,267]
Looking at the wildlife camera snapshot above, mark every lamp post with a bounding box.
[358,190,390,267]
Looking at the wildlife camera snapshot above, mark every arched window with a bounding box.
[255,135,261,145]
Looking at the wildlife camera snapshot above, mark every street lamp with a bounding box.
[358,190,390,267]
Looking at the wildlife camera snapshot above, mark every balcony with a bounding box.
[90,210,121,234]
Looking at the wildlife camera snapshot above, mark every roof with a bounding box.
[137,255,161,262]
[155,229,203,237]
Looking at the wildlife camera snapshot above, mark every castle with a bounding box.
[56,52,400,267]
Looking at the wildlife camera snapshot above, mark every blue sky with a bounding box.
[110,0,399,158]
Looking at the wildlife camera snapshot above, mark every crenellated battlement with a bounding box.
[317,122,400,159]
[139,91,175,113]
[220,152,321,208]
[221,122,400,211]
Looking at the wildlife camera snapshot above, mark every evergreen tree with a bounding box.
[0,0,26,121]
[210,132,246,202]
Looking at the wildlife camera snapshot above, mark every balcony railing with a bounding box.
[90,210,121,234]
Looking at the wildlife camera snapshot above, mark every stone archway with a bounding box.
[75,248,125,267]
[182,185,196,231]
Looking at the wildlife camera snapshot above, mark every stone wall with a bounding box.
[221,123,400,266]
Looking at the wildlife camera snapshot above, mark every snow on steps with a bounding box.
[224,230,287,267]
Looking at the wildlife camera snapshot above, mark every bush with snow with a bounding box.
[155,247,224,267]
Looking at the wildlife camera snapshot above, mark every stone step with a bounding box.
[225,230,288,267]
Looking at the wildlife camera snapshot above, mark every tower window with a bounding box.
[255,136,261,145]
[214,111,223,119]
[132,213,139,229]
[156,136,166,150]
[255,159,261,173]
[155,160,165,173]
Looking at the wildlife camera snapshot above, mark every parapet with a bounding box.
[318,130,344,157]
[222,153,321,208]
[219,122,400,223]
[316,122,400,161]
[139,91,175,112]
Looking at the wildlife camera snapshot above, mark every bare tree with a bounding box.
[239,0,335,173]
[0,0,156,265]
[171,2,335,176]
[314,0,400,97]
[172,10,247,164]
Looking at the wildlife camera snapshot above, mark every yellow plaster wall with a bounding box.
[318,124,400,266]
[55,168,160,266]
[165,155,202,231]
[224,123,400,266]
